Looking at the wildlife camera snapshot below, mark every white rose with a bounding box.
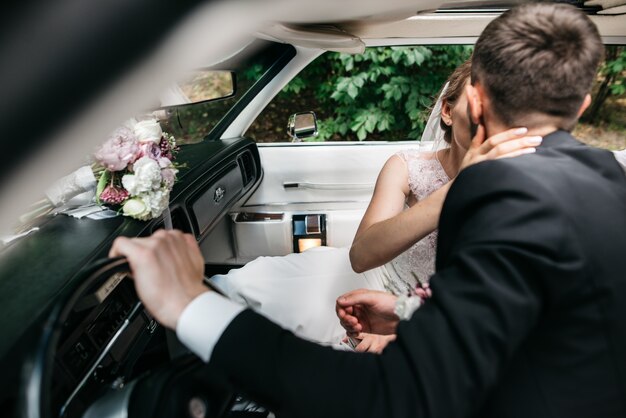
[122,157,162,195]
[142,188,171,218]
[133,119,163,144]
[122,198,151,220]
[121,174,137,195]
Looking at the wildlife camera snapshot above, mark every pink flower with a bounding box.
[161,167,178,186]
[94,127,140,171]
[100,185,130,205]
[157,157,172,168]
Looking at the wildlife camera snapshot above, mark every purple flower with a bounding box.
[94,127,140,171]
[137,142,162,161]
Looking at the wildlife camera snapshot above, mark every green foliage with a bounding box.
[605,48,626,96]
[583,46,626,125]
[248,45,473,142]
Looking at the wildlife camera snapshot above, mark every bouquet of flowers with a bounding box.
[18,117,180,227]
[92,117,179,220]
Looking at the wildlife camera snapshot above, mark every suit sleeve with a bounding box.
[207,160,570,418]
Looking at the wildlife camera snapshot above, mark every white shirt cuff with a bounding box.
[175,291,245,362]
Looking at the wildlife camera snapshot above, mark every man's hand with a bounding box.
[336,289,399,337]
[109,230,208,330]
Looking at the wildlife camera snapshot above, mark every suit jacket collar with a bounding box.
[540,129,580,149]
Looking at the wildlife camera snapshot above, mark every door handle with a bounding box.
[283,182,374,191]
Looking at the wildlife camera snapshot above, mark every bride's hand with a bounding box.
[460,125,543,171]
[343,333,397,354]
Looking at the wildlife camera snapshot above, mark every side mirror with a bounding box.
[159,70,235,108]
[287,112,318,142]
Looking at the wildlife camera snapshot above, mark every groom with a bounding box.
[112,3,626,418]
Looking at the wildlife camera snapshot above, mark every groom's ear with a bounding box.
[466,83,483,124]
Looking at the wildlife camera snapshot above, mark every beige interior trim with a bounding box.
[341,12,626,40]
[258,24,365,53]
[344,14,495,39]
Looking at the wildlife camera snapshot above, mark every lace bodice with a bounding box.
[381,149,450,296]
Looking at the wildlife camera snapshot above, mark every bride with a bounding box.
[210,60,541,349]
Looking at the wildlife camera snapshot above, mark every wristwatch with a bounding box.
[394,294,422,320]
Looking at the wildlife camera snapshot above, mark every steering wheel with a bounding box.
[21,258,233,418]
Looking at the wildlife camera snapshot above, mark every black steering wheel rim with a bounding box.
[21,257,234,418]
[22,257,132,418]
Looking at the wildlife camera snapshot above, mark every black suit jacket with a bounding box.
[209,131,626,418]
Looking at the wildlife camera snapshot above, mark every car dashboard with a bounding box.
[0,137,261,418]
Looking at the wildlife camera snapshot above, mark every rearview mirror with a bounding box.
[159,70,235,108]
[287,112,318,142]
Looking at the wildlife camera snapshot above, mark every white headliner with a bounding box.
[346,13,626,40]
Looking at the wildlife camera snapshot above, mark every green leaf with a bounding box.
[347,83,359,99]
[364,115,377,132]
[336,77,350,91]
[414,50,425,65]
[610,83,625,95]
[96,170,111,205]
[391,49,404,64]
[282,77,306,94]
[338,122,349,135]
[353,75,366,88]
[404,52,415,66]
[340,54,355,71]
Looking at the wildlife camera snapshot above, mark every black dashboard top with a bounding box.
[0,137,260,399]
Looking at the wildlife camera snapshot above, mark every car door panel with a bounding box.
[221,141,431,263]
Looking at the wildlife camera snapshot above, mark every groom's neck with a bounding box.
[484,109,569,139]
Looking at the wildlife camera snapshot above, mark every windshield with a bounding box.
[161,42,295,145]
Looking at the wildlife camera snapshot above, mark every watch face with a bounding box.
[394,295,408,319]
[394,295,422,320]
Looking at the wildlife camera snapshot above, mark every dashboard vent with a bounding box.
[152,207,192,234]
[238,151,256,187]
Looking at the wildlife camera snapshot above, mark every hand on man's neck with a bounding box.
[482,105,562,140]
[486,121,561,140]
[469,82,575,142]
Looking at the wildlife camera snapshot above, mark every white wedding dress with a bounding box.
[210,149,450,345]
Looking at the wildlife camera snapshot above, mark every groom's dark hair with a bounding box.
[472,3,603,130]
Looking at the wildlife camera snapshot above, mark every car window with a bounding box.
[245,44,625,151]
[246,45,473,143]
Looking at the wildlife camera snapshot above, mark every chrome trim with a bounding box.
[60,301,143,416]
[283,181,374,191]
[242,199,370,207]
[82,380,137,418]
[364,37,479,47]
[435,8,507,13]
[162,207,173,230]
[257,140,428,147]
